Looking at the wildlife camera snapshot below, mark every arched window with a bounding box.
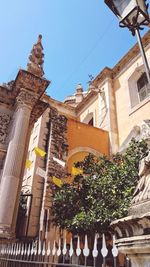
[128,67,150,108]
[137,72,150,102]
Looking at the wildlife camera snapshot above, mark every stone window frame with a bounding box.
[128,65,150,114]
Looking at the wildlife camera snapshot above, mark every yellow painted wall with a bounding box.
[114,47,150,146]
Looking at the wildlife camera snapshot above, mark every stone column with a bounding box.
[0,89,37,239]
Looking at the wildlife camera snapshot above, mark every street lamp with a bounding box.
[104,0,150,84]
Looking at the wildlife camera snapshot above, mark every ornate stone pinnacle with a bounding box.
[27,34,45,78]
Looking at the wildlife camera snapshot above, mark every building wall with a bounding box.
[67,118,109,156]
[114,45,150,146]
[21,30,150,240]
[77,80,119,154]
[22,108,50,237]
[78,95,99,127]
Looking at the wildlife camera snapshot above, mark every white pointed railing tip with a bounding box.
[76,236,81,256]
[47,241,51,256]
[92,248,98,258]
[13,244,15,255]
[27,244,31,256]
[92,234,98,258]
[62,238,67,255]
[18,243,21,254]
[21,244,24,256]
[57,239,61,256]
[69,238,73,257]
[33,241,38,255]
[11,244,14,255]
[38,240,42,255]
[16,243,18,255]
[101,234,108,258]
[24,244,27,255]
[52,240,56,256]
[112,235,118,257]
[83,235,90,257]
[42,242,46,256]
[57,247,61,256]
[31,242,34,255]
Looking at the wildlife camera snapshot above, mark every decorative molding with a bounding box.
[16,89,38,108]
[67,147,102,160]
[92,30,150,86]
[119,120,150,153]
[0,113,11,144]
[140,120,150,140]
[29,100,49,126]
[14,70,50,95]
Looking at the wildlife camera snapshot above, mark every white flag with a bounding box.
[40,208,45,231]
[36,167,46,178]
[53,157,65,167]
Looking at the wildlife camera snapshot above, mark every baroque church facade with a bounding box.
[0,30,150,241]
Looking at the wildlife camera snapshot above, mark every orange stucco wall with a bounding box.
[67,151,89,173]
[66,118,109,170]
[67,118,109,155]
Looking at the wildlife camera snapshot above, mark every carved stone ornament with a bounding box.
[140,120,150,140]
[130,151,150,206]
[0,112,11,144]
[16,89,38,108]
[27,34,44,78]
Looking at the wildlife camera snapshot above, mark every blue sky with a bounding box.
[0,0,149,101]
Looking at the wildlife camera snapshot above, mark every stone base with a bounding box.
[0,225,15,240]
[116,235,150,267]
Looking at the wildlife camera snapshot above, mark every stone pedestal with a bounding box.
[111,150,150,267]
[112,209,150,266]
[0,89,37,238]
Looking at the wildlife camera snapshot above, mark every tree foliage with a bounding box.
[52,139,148,234]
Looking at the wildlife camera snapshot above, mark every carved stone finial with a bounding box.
[27,34,44,78]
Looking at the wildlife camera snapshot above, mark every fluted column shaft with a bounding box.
[0,89,37,238]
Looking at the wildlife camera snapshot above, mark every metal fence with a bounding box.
[0,234,129,267]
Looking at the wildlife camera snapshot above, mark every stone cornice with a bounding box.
[92,30,150,85]
[92,67,113,87]
[42,94,76,118]
[14,69,50,97]
[113,30,150,78]
[0,69,51,124]
[75,89,98,113]
[0,69,50,107]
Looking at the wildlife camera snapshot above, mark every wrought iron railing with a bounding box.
[0,234,129,267]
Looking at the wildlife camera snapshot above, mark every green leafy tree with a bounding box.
[52,139,148,234]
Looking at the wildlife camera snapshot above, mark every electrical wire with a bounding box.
[59,18,115,90]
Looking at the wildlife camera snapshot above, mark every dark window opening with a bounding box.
[88,117,94,126]
[137,72,150,102]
